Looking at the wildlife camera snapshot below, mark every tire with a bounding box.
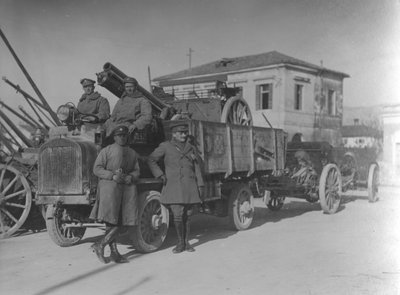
[45,205,86,247]
[228,184,254,230]
[367,163,379,203]
[319,164,342,214]
[267,196,285,211]
[0,164,32,238]
[131,191,169,253]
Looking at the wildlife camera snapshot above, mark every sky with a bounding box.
[0,0,399,117]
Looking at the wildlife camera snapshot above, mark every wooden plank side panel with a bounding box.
[230,125,252,172]
[253,127,276,171]
[198,121,229,174]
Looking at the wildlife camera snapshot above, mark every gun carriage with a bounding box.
[35,63,285,252]
[260,141,379,214]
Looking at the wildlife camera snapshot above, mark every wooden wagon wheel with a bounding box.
[319,164,342,214]
[267,193,285,211]
[228,184,254,230]
[131,190,169,253]
[221,96,253,126]
[367,163,379,203]
[0,164,32,238]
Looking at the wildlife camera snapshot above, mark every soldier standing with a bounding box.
[104,77,152,136]
[77,78,110,123]
[147,121,204,253]
[90,125,140,263]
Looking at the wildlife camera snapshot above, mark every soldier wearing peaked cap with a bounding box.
[104,76,152,136]
[77,78,110,124]
[90,125,140,264]
[147,120,204,254]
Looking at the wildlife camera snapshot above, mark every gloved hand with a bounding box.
[112,174,125,184]
[128,124,137,134]
[124,175,133,185]
[113,169,125,184]
[159,175,167,185]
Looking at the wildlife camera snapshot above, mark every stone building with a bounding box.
[153,51,349,146]
[381,104,400,185]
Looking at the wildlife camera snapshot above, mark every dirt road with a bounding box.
[1,186,399,295]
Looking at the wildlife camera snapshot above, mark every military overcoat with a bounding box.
[90,143,140,225]
[77,92,110,122]
[104,91,152,136]
[147,139,204,204]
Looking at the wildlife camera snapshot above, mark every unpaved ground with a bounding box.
[1,186,399,295]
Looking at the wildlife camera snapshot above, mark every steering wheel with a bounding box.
[80,114,100,123]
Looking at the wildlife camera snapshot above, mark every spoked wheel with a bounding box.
[221,96,253,126]
[367,163,379,202]
[319,164,342,214]
[0,164,32,238]
[228,184,254,230]
[131,191,169,253]
[45,205,86,247]
[267,195,285,211]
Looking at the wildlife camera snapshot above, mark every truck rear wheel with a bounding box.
[228,184,254,230]
[319,164,342,214]
[45,205,86,247]
[131,191,169,253]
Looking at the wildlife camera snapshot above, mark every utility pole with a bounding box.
[187,48,194,69]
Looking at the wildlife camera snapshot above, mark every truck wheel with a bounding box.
[228,184,254,230]
[367,163,379,203]
[0,164,32,238]
[45,205,86,247]
[131,191,169,253]
[319,164,342,214]
[267,196,285,211]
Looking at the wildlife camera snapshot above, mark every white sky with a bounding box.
[0,0,399,115]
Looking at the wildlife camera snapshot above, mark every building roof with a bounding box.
[153,50,350,85]
[342,125,381,138]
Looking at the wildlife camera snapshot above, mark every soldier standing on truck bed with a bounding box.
[90,125,140,263]
[104,77,152,137]
[77,78,110,124]
[147,121,204,254]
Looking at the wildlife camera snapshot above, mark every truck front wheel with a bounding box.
[46,205,86,247]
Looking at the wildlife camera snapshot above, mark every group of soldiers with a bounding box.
[76,77,204,264]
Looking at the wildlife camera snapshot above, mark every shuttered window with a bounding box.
[256,84,273,110]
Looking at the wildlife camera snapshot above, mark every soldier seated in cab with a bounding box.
[77,78,111,131]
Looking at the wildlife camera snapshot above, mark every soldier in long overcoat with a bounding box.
[90,125,140,263]
[104,77,152,136]
[147,121,204,253]
[77,78,110,125]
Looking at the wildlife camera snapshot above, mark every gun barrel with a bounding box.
[97,63,168,113]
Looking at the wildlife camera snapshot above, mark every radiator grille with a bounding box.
[39,143,82,194]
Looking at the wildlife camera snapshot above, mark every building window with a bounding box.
[294,84,303,110]
[328,90,336,115]
[256,84,273,110]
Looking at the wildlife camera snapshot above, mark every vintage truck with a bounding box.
[34,64,286,252]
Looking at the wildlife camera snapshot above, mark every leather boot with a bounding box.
[184,218,195,252]
[90,227,119,264]
[172,221,185,254]
[110,241,129,263]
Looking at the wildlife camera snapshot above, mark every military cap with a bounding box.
[112,125,129,136]
[123,77,138,85]
[170,121,189,132]
[80,78,96,87]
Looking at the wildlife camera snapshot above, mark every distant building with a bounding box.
[341,122,381,148]
[153,51,349,146]
[381,104,400,185]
